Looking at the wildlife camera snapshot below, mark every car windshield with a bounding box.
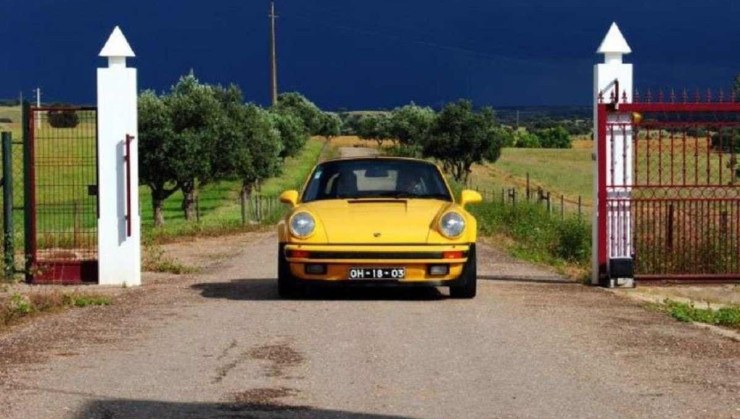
[302,159,452,202]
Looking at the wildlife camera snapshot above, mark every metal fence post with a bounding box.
[22,101,32,282]
[2,132,14,278]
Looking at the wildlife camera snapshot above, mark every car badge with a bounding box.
[373,232,382,238]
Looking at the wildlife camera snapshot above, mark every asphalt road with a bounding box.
[0,231,738,419]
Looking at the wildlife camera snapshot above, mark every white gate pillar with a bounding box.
[592,23,634,286]
[97,27,141,286]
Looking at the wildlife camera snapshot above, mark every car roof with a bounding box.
[321,156,436,165]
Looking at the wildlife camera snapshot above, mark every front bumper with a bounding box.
[283,243,469,283]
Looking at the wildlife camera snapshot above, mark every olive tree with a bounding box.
[269,111,308,159]
[232,105,283,203]
[422,100,504,184]
[537,126,571,148]
[387,103,436,154]
[317,112,342,140]
[357,113,390,147]
[164,73,221,221]
[138,90,177,227]
[274,92,324,135]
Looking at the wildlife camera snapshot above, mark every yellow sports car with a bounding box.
[277,157,482,298]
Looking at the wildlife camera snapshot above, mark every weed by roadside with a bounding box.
[1,291,111,328]
[142,241,197,275]
[470,200,591,279]
[657,299,740,330]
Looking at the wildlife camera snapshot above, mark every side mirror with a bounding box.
[279,190,299,208]
[460,190,482,207]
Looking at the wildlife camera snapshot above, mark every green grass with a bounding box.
[1,291,111,328]
[142,241,197,274]
[469,199,591,280]
[260,138,326,195]
[0,106,21,138]
[469,145,593,205]
[139,137,326,242]
[659,300,740,330]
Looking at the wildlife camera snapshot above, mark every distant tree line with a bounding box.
[338,101,573,183]
[138,73,339,227]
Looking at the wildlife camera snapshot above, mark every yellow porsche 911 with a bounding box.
[277,157,482,298]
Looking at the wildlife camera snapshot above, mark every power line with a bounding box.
[287,12,573,69]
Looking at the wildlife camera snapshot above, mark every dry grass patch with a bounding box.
[0,291,111,329]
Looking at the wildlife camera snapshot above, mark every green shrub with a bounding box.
[553,217,590,262]
[664,300,740,329]
[470,200,591,268]
[384,144,421,158]
[47,109,80,128]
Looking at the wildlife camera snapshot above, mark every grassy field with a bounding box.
[469,140,594,206]
[0,106,22,139]
[140,137,326,241]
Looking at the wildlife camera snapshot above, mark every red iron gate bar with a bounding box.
[598,92,740,283]
[26,106,99,284]
[124,134,134,238]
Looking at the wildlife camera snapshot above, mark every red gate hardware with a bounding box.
[124,134,134,238]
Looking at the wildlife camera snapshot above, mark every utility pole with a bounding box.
[269,1,279,106]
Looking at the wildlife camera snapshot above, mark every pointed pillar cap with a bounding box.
[99,26,135,58]
[597,22,632,55]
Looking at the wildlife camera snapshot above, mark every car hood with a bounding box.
[302,199,449,244]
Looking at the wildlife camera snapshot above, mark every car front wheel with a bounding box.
[449,244,477,299]
[277,244,300,298]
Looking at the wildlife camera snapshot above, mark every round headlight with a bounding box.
[289,212,316,238]
[439,212,465,238]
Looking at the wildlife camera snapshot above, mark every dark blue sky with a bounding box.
[1,0,737,109]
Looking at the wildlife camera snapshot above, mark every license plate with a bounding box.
[348,267,405,280]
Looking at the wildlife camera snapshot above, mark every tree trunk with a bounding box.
[241,182,253,224]
[150,183,179,228]
[152,197,165,227]
[181,181,197,221]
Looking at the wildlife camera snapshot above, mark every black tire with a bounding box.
[450,244,477,299]
[277,244,300,298]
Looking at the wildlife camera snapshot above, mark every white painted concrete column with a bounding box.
[592,22,634,285]
[97,26,141,286]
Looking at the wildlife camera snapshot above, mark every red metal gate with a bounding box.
[597,90,740,283]
[24,106,98,283]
